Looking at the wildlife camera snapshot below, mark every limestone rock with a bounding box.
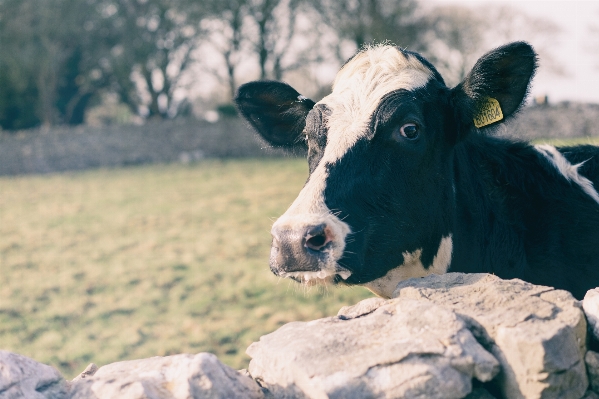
[583,289,599,342]
[585,351,599,394]
[337,297,386,319]
[70,364,98,383]
[68,352,264,399]
[247,298,499,399]
[393,273,588,399]
[0,350,67,399]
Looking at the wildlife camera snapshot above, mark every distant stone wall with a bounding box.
[0,118,289,176]
[504,102,599,139]
[1,102,598,176]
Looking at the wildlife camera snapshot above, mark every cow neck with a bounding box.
[450,135,534,275]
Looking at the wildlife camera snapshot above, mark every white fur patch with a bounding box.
[272,45,434,280]
[535,144,599,205]
[365,235,453,299]
[321,45,433,163]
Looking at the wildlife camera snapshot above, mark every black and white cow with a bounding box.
[235,42,599,300]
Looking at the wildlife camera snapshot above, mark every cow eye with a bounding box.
[399,123,418,139]
[396,123,419,140]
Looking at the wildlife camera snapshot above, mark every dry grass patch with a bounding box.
[532,136,599,146]
[0,159,372,378]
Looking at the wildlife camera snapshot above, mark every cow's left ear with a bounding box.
[235,80,315,150]
[450,42,537,137]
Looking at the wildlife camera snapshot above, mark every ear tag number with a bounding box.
[473,97,503,128]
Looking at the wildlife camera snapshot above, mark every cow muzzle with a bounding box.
[269,221,351,284]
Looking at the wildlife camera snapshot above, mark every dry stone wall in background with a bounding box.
[0,118,288,176]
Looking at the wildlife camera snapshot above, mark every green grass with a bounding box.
[0,159,373,378]
[532,136,599,147]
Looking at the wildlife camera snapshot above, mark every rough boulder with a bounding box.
[4,273,599,399]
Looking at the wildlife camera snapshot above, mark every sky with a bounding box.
[431,0,599,104]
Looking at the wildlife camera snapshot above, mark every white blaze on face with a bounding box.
[273,45,434,282]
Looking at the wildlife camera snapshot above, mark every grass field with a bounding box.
[533,136,599,146]
[0,159,373,378]
[1,137,597,379]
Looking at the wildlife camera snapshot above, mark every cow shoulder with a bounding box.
[557,145,599,187]
[535,144,599,205]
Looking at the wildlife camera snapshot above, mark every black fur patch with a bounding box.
[450,137,599,299]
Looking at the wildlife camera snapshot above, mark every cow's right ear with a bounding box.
[235,81,315,150]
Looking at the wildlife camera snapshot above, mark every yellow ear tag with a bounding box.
[473,97,503,128]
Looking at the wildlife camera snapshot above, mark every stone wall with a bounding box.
[504,102,599,140]
[4,273,599,399]
[0,118,289,176]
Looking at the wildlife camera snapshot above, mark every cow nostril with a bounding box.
[304,224,332,251]
[306,234,327,250]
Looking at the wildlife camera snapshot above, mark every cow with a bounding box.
[235,42,599,300]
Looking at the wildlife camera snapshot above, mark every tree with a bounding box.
[200,0,323,101]
[0,0,106,129]
[97,0,205,119]
[420,5,485,86]
[314,0,424,63]
[0,59,38,130]
[200,0,249,101]
[422,4,563,87]
[247,0,317,81]
[0,0,211,129]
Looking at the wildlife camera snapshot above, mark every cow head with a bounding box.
[235,42,537,298]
